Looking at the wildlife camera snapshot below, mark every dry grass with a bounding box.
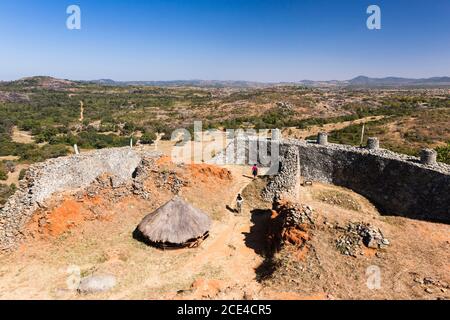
[11,126,34,144]
[313,189,362,211]
[260,182,450,300]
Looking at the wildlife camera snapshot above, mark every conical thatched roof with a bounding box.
[137,196,212,245]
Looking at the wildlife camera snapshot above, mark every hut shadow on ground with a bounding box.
[133,227,209,250]
[242,209,272,256]
[133,227,152,246]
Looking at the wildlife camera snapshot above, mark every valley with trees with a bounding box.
[1,76,449,206]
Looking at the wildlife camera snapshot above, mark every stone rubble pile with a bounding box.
[132,157,159,199]
[155,170,186,194]
[335,222,389,257]
[273,199,314,227]
[132,158,187,197]
[84,173,131,201]
[268,198,315,253]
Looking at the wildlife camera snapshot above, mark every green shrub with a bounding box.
[140,131,157,144]
[436,144,450,164]
[0,166,7,180]
[18,144,69,162]
[52,132,130,149]
[0,183,16,207]
[19,169,27,181]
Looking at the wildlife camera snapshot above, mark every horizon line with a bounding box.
[2,74,450,83]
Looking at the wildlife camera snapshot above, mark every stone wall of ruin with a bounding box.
[213,137,450,222]
[2,138,449,251]
[288,140,450,222]
[0,147,160,251]
[262,145,301,201]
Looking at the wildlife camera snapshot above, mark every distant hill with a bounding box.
[298,76,450,88]
[87,76,450,88]
[3,75,450,89]
[86,79,270,88]
[1,76,76,89]
[348,76,450,86]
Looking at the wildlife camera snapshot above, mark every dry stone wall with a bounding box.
[212,137,450,222]
[262,146,301,201]
[288,140,450,222]
[0,147,160,251]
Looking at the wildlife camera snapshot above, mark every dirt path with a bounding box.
[0,164,267,300]
[79,101,84,122]
[5,164,29,186]
[172,165,265,298]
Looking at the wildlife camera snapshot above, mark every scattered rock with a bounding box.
[276,101,294,111]
[335,222,389,256]
[77,275,117,294]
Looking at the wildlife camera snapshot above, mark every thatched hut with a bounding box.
[135,196,212,249]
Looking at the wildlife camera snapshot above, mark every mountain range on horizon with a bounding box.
[2,75,450,88]
[85,75,450,88]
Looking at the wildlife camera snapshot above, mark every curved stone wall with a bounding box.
[212,137,450,222]
[284,140,450,222]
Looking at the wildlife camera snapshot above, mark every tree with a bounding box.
[140,131,157,145]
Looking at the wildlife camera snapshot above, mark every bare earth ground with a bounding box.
[259,182,450,300]
[0,145,448,300]
[4,164,29,186]
[11,126,34,144]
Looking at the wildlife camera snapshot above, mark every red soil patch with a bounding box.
[187,163,233,182]
[156,155,173,166]
[362,246,378,257]
[40,199,89,236]
[26,196,110,238]
[267,202,312,261]
[189,279,226,299]
[261,291,327,300]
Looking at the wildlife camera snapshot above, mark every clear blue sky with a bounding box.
[0,0,449,81]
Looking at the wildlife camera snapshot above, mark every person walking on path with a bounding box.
[251,164,258,179]
[236,194,244,214]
